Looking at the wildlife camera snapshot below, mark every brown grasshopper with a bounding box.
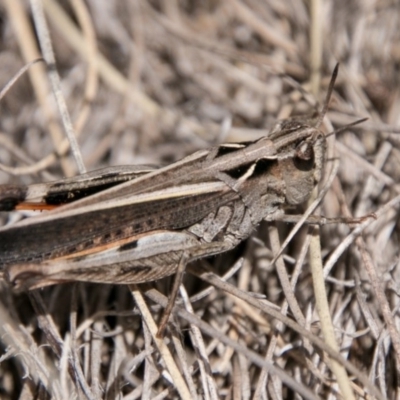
[0,64,363,295]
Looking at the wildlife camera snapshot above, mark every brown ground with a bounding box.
[0,1,400,399]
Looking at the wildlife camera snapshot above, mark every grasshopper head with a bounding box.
[279,129,326,205]
[267,64,365,206]
[266,64,339,206]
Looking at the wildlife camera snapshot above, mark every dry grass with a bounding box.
[0,0,400,399]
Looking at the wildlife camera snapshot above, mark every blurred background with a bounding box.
[0,1,399,399]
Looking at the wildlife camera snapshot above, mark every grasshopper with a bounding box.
[0,65,362,295]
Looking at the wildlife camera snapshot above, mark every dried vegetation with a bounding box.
[0,0,400,399]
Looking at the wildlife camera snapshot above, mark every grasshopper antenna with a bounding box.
[315,63,340,129]
[313,63,367,139]
[325,117,368,139]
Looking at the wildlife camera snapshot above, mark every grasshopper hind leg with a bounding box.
[4,231,234,290]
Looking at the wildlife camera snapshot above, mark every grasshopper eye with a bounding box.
[295,141,314,161]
